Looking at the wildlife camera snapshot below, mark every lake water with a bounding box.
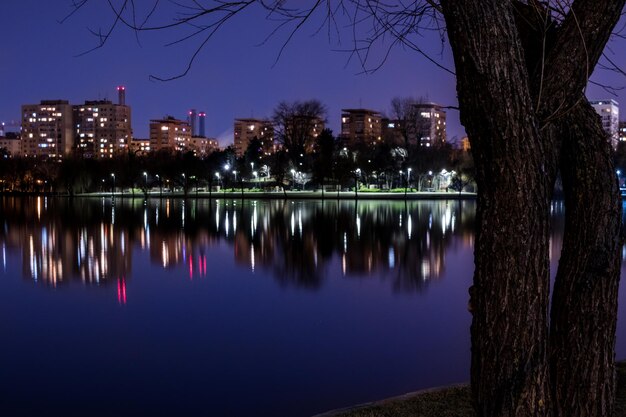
[0,196,624,417]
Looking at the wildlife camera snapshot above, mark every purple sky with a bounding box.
[1,1,624,146]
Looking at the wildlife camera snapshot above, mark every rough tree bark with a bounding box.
[440,1,556,415]
[440,0,624,416]
[550,101,622,417]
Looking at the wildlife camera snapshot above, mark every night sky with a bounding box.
[2,1,624,146]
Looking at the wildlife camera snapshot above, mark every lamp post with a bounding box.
[355,168,361,199]
[223,164,230,192]
[110,173,115,198]
[156,175,163,198]
[405,168,412,199]
[253,171,258,188]
[143,172,148,196]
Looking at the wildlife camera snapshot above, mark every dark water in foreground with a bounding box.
[0,197,623,417]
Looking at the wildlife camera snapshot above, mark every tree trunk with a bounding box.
[440,1,557,415]
[550,100,622,417]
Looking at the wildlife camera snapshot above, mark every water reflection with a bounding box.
[0,197,476,293]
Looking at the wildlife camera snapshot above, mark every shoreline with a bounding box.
[2,190,477,200]
[312,362,626,416]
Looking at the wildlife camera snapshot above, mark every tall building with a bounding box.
[591,99,619,148]
[381,102,447,148]
[74,89,132,158]
[414,102,447,147]
[150,116,192,153]
[340,109,382,145]
[234,118,274,156]
[21,100,74,158]
[283,115,324,153]
[190,137,219,157]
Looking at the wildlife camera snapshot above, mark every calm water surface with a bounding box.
[0,197,624,417]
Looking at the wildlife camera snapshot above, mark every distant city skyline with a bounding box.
[2,1,624,146]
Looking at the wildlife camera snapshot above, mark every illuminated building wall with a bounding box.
[190,136,220,157]
[340,109,382,145]
[73,97,132,158]
[591,99,620,149]
[413,102,447,147]
[21,100,73,158]
[0,133,21,156]
[149,116,192,153]
[129,138,151,155]
[233,118,274,157]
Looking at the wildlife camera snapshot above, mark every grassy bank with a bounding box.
[316,362,626,417]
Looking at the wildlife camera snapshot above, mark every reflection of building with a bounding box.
[21,100,74,158]
[150,116,192,153]
[73,87,132,158]
[591,99,619,148]
[340,109,382,145]
[0,197,477,293]
[234,118,274,156]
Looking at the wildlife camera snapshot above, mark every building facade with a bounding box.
[74,96,132,158]
[129,138,151,155]
[414,102,446,147]
[234,118,274,156]
[149,116,192,153]
[591,99,619,148]
[190,137,219,157]
[0,132,21,156]
[340,109,382,145]
[21,100,74,158]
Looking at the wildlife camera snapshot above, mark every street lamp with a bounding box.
[253,171,258,188]
[407,168,412,192]
[156,174,162,198]
[143,172,148,193]
[110,173,115,197]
